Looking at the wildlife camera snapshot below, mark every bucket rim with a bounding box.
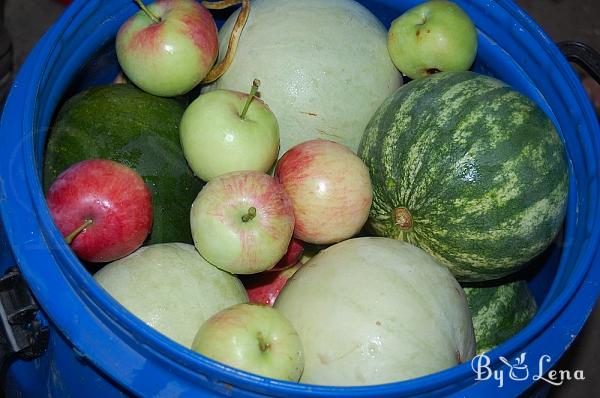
[1,0,599,396]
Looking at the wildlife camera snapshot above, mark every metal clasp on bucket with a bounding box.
[0,267,49,377]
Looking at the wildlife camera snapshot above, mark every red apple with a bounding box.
[243,244,320,306]
[46,159,153,262]
[275,139,373,244]
[269,238,304,272]
[243,262,303,306]
[116,0,218,97]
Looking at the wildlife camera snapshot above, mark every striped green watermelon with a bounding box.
[358,71,568,282]
[463,280,537,354]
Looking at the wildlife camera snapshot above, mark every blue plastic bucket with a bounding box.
[0,0,598,396]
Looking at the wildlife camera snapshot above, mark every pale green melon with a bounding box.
[94,243,248,347]
[207,0,402,155]
[274,237,476,386]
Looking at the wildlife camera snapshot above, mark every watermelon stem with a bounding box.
[394,207,413,231]
[64,218,94,245]
[242,207,257,222]
[134,0,161,24]
[240,79,261,120]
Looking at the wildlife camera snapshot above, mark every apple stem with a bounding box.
[256,332,270,352]
[64,218,93,245]
[241,207,257,223]
[239,79,261,120]
[134,0,161,24]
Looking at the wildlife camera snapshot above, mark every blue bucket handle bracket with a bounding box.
[558,41,600,83]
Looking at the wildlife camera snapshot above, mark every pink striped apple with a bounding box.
[190,171,295,274]
[116,0,218,97]
[275,139,373,244]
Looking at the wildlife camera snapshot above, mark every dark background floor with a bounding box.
[2,0,599,396]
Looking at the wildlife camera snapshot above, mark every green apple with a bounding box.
[180,80,279,182]
[93,243,248,347]
[190,170,295,274]
[387,0,477,80]
[191,303,304,381]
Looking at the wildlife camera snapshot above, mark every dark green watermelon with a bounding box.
[463,281,537,354]
[44,84,203,245]
[358,71,569,282]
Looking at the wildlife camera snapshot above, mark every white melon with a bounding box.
[94,243,248,347]
[274,237,476,386]
[207,0,402,155]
